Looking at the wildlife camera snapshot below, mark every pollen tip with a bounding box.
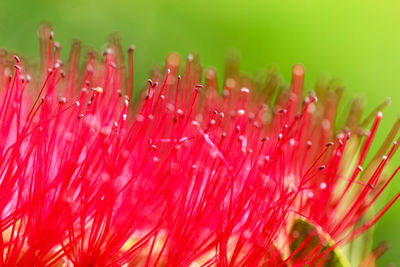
[292,64,305,77]
[241,87,250,94]
[325,142,334,147]
[368,183,374,189]
[58,97,67,104]
[237,109,245,116]
[339,140,343,147]
[93,87,103,94]
[128,45,136,52]
[14,55,20,63]
[312,95,318,103]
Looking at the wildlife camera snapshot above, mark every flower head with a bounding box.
[0,25,399,266]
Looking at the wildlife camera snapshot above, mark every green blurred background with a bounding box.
[1,0,400,265]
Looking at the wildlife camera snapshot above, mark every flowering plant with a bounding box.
[0,25,398,266]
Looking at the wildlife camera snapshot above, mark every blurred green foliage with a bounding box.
[1,0,400,265]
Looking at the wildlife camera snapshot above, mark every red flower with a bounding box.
[0,25,398,266]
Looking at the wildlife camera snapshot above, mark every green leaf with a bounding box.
[289,218,351,267]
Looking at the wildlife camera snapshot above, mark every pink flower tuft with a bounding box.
[0,25,398,266]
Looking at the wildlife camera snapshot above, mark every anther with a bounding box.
[325,142,334,147]
[368,183,374,189]
[241,87,250,94]
[104,48,112,56]
[58,97,67,104]
[320,182,327,190]
[128,45,136,52]
[311,95,318,103]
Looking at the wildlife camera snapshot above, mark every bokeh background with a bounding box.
[1,0,400,265]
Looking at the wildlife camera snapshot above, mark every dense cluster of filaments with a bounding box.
[0,26,399,266]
